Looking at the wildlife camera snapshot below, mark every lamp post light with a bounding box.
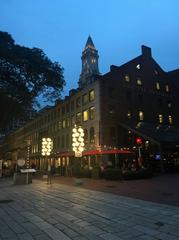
[72,125,84,181]
[41,138,53,184]
[72,125,84,157]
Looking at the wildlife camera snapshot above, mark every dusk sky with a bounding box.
[1,0,179,107]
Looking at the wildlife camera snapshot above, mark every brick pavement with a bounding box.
[0,177,179,240]
[48,173,179,207]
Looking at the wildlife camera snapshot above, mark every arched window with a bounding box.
[90,127,95,143]
[84,129,88,144]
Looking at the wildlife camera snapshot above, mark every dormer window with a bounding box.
[165,85,169,92]
[154,70,159,75]
[137,77,142,86]
[124,74,130,82]
[156,82,160,90]
[136,64,141,70]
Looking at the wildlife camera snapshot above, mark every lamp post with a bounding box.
[72,125,84,180]
[41,138,53,184]
[25,139,31,184]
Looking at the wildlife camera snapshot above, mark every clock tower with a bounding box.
[79,36,100,88]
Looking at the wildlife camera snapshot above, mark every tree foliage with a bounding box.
[0,31,65,132]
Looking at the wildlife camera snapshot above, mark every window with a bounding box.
[127,111,131,119]
[154,70,159,75]
[156,82,160,90]
[124,74,130,82]
[71,100,74,111]
[110,127,116,143]
[109,105,115,115]
[62,119,66,128]
[58,121,62,130]
[82,93,88,105]
[71,115,75,126]
[66,118,70,128]
[62,106,65,114]
[158,114,163,123]
[83,110,88,122]
[165,85,169,92]
[89,107,95,120]
[168,115,173,125]
[89,89,95,101]
[139,111,144,121]
[137,77,142,86]
[108,87,115,98]
[90,127,95,143]
[76,112,82,124]
[84,129,88,144]
[167,102,171,108]
[66,103,70,113]
[76,97,81,108]
[136,64,141,70]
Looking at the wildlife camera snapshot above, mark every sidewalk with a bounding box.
[47,173,179,207]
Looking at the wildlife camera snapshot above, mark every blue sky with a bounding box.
[1,0,179,107]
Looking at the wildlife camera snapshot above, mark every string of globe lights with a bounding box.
[41,138,53,156]
[72,125,85,157]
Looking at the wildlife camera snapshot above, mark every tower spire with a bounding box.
[79,36,100,88]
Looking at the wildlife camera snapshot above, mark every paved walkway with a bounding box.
[0,178,179,240]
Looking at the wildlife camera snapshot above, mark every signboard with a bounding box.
[75,152,82,157]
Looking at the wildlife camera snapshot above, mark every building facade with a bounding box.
[1,37,179,175]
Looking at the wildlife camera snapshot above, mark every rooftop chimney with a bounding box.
[141,45,152,58]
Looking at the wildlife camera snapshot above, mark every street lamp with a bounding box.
[72,125,84,181]
[72,125,84,157]
[41,138,53,184]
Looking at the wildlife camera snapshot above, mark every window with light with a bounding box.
[158,114,163,123]
[137,77,142,86]
[165,85,169,92]
[168,115,173,124]
[83,110,88,122]
[124,74,130,82]
[89,107,95,120]
[156,82,160,90]
[139,111,144,121]
[89,90,95,101]
[76,112,82,124]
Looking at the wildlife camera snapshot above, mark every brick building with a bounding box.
[1,36,179,174]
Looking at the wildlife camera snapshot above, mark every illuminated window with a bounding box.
[156,82,160,90]
[62,119,66,128]
[82,94,88,105]
[158,114,163,123]
[89,89,95,101]
[136,64,141,69]
[139,111,144,121]
[109,105,115,115]
[168,115,173,124]
[76,112,82,124]
[83,110,88,122]
[127,111,131,119]
[89,107,95,120]
[137,77,142,86]
[124,74,130,82]
[165,85,169,92]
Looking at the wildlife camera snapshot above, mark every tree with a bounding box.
[0,31,65,133]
